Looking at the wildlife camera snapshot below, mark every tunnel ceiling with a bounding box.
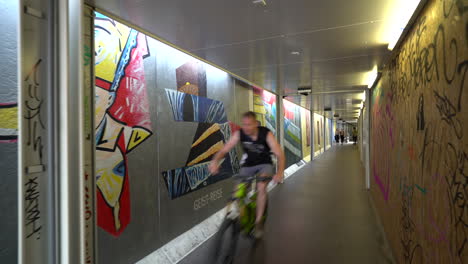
[87,0,393,120]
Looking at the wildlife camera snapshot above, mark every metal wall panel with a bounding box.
[83,5,96,264]
[19,0,54,262]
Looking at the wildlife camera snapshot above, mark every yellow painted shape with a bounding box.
[253,105,266,114]
[0,107,18,129]
[191,123,220,147]
[95,20,131,83]
[253,95,263,105]
[187,141,224,166]
[178,84,199,95]
[97,165,124,206]
[127,127,152,152]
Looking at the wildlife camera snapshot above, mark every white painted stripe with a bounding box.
[0,128,18,135]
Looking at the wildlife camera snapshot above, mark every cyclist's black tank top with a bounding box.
[240,126,272,166]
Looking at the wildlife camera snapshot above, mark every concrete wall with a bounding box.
[370,0,468,262]
[94,13,253,263]
[0,1,19,262]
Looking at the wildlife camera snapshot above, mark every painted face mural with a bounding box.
[94,13,153,236]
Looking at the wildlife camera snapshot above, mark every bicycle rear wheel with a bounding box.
[212,218,240,264]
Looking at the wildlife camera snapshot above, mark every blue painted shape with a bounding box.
[162,155,233,199]
[110,29,138,92]
[162,168,191,199]
[165,89,227,123]
[185,162,211,190]
[95,12,109,19]
[165,89,186,121]
[113,160,126,177]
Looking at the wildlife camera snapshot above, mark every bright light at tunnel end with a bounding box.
[386,0,423,50]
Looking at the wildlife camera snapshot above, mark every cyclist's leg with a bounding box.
[237,166,256,191]
[255,164,273,226]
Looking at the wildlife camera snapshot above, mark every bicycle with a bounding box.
[212,174,270,264]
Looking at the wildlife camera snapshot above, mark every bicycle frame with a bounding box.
[225,176,267,236]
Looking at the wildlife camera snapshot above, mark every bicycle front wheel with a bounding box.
[212,218,240,264]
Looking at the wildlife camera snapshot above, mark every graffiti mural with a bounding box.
[0,103,18,143]
[253,86,277,134]
[94,13,153,236]
[163,62,239,199]
[370,0,468,262]
[165,89,227,123]
[283,100,302,167]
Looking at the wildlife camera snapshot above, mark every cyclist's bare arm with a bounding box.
[209,130,240,174]
[266,132,285,182]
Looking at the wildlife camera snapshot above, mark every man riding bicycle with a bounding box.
[209,111,285,238]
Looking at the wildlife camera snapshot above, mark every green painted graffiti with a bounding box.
[83,45,91,66]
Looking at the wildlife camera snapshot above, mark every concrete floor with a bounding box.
[179,144,395,264]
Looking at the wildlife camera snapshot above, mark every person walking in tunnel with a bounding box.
[209,111,285,238]
[340,130,345,145]
[334,129,340,144]
[352,127,358,145]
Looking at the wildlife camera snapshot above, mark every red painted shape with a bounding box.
[96,78,111,91]
[108,33,151,129]
[97,136,131,236]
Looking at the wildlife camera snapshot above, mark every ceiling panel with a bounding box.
[87,0,394,118]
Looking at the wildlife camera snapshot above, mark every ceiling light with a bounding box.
[367,65,378,88]
[291,51,300,55]
[383,0,422,50]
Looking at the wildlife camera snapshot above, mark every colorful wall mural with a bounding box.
[283,100,302,167]
[163,86,240,199]
[0,2,19,262]
[300,107,311,160]
[313,113,325,156]
[94,13,153,236]
[253,86,277,134]
[370,0,467,262]
[0,103,18,143]
[93,11,316,264]
[0,101,18,263]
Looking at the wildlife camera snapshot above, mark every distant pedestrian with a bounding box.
[334,129,340,144]
[340,130,345,145]
[352,127,358,145]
